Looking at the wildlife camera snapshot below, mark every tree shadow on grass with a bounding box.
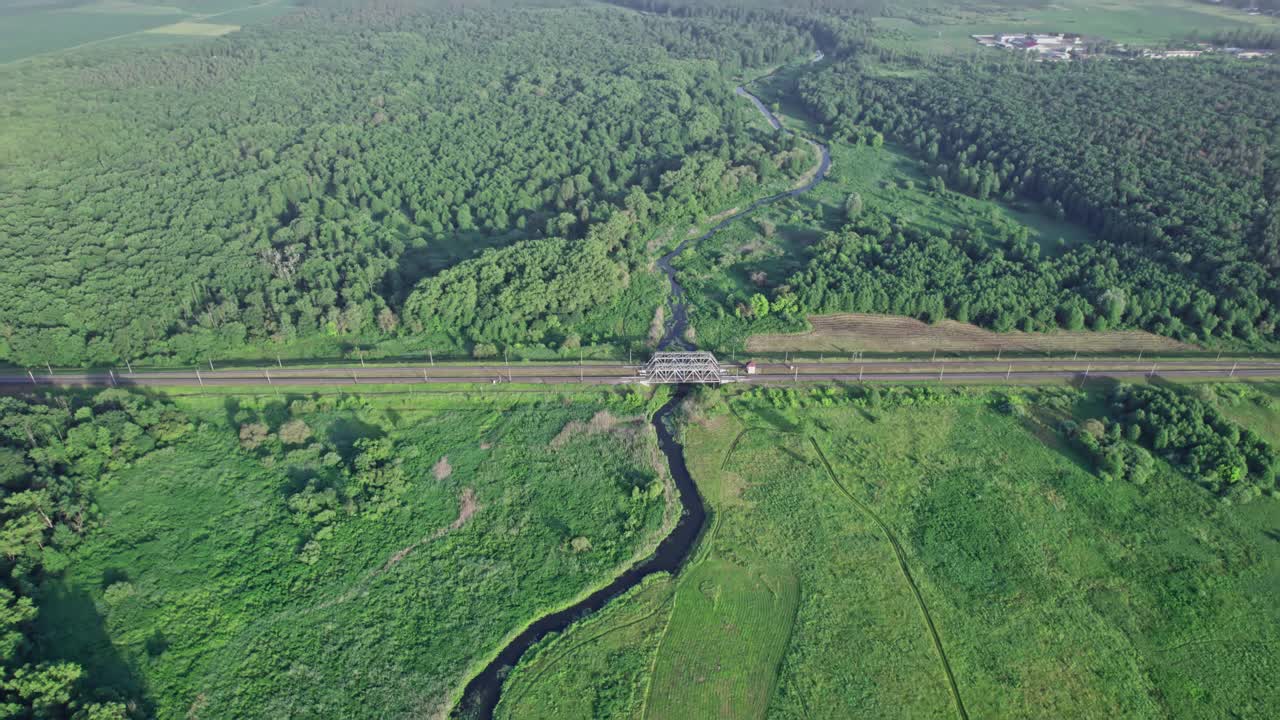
[33,580,155,715]
[327,417,384,462]
[750,405,801,434]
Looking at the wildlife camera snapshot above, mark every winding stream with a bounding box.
[455,84,830,720]
[657,86,832,348]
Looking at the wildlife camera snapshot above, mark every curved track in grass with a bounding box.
[808,437,970,720]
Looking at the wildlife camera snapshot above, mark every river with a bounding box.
[455,83,830,720]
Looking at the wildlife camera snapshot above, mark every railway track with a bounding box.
[2,358,1279,389]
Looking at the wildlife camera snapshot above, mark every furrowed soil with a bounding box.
[748,313,1194,354]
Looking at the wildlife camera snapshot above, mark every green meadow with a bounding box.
[643,558,799,720]
[497,576,676,719]
[499,381,1280,718]
[33,385,674,718]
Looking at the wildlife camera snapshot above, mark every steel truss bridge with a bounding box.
[634,351,735,384]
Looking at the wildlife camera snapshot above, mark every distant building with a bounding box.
[974,32,1084,60]
[745,361,758,375]
[1143,49,1204,58]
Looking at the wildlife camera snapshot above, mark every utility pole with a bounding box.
[423,367,428,382]
[1084,362,1091,379]
[932,349,936,362]
[859,365,863,382]
[27,370,36,385]
[1137,349,1143,362]
[997,346,1002,361]
[358,348,365,367]
[1006,364,1011,381]
[1230,361,1237,378]
[1149,362,1157,378]
[126,359,133,374]
[352,369,358,384]
[194,368,203,388]
[277,353,283,368]
[265,368,272,385]
[109,369,117,387]
[429,349,434,367]
[939,365,944,382]
[46,362,53,377]
[794,365,798,382]
[209,358,215,372]
[1073,350,1078,361]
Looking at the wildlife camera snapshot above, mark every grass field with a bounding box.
[507,381,1280,718]
[643,558,799,720]
[875,0,1280,54]
[34,385,675,718]
[1209,382,1280,445]
[496,576,676,719]
[747,312,1194,355]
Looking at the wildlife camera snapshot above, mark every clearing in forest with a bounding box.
[748,313,1194,354]
[643,558,799,720]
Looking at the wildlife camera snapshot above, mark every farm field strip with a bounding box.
[143,21,240,36]
[749,314,1194,354]
[643,559,800,720]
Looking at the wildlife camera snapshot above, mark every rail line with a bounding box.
[3,359,1279,390]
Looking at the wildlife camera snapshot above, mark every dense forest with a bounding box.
[792,55,1280,346]
[0,0,819,366]
[5,0,1280,365]
[780,204,1215,336]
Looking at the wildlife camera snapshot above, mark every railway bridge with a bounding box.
[634,351,737,385]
